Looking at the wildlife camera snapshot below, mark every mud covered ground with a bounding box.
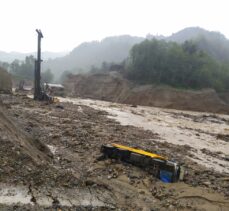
[0,94,229,210]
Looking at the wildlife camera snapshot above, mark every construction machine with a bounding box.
[34,29,54,102]
[101,143,185,183]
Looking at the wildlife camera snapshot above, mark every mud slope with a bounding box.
[65,73,229,114]
[0,98,57,186]
[64,72,132,101]
[0,67,12,94]
[0,104,51,163]
[123,86,229,114]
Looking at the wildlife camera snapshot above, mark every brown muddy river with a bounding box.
[59,97,229,173]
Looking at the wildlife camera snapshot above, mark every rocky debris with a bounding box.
[201,148,225,160]
[225,155,229,161]
[217,134,229,142]
[0,94,229,210]
[169,111,229,124]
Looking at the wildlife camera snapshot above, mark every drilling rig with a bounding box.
[34,29,43,100]
[34,29,53,101]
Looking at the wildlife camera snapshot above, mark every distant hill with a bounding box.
[0,51,68,63]
[43,35,144,79]
[166,27,229,62]
[2,27,229,80]
[45,27,229,80]
[167,27,210,43]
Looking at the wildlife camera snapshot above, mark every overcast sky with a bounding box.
[0,0,228,53]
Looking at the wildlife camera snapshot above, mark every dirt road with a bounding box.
[0,94,229,210]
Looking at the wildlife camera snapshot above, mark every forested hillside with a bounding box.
[43,27,229,80]
[1,27,229,84]
[167,27,229,62]
[125,39,229,91]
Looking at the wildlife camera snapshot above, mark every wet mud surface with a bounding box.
[0,94,229,210]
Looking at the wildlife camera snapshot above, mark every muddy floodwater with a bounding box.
[59,97,229,173]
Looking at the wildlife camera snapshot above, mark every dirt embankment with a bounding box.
[124,86,229,114]
[64,72,229,114]
[219,92,229,105]
[0,67,12,94]
[64,72,132,101]
[0,105,51,165]
[0,95,77,188]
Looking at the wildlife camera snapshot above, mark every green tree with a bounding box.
[126,39,229,91]
[10,56,35,80]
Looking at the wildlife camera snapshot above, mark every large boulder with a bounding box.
[0,67,12,93]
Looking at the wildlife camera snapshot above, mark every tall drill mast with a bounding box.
[34,29,43,100]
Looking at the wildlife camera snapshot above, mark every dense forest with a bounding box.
[125,39,229,91]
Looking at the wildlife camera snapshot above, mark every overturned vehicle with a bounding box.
[101,143,185,183]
